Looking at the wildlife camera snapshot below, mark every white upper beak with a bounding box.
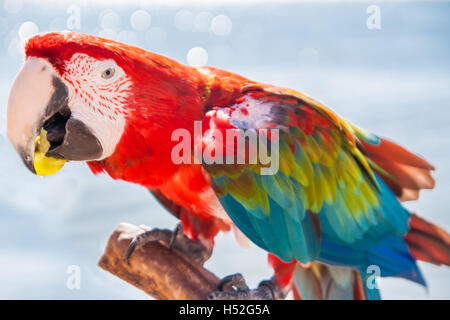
[7,57,65,173]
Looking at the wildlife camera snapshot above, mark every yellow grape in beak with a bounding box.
[34,129,66,176]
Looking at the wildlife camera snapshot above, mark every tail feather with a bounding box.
[268,254,297,289]
[405,214,450,266]
[292,263,366,300]
[354,128,435,202]
[353,270,365,300]
[269,253,366,300]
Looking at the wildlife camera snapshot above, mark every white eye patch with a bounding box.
[62,53,133,159]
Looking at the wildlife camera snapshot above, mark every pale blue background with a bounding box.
[0,0,449,299]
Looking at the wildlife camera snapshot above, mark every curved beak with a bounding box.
[7,57,103,175]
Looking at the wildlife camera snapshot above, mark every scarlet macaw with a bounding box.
[6,32,450,299]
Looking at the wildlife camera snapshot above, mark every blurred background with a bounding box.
[0,0,449,299]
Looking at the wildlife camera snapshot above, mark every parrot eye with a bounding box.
[101,67,115,79]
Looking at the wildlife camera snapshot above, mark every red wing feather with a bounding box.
[360,137,435,201]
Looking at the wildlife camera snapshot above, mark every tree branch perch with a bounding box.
[98,223,220,300]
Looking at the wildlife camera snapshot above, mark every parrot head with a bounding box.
[7,32,206,180]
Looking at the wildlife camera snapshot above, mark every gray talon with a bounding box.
[168,224,183,249]
[124,238,137,265]
[124,228,169,265]
[258,279,287,300]
[218,273,248,292]
[124,224,212,266]
[209,275,286,300]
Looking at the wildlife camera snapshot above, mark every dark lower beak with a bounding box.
[7,57,103,175]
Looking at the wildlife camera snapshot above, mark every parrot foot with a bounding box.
[208,274,286,300]
[124,224,212,266]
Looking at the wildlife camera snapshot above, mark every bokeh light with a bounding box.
[187,46,208,66]
[100,10,122,31]
[174,10,195,32]
[18,21,39,40]
[130,10,151,32]
[117,30,138,46]
[211,14,232,36]
[4,0,23,14]
[194,11,213,33]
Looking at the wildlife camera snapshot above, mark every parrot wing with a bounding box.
[200,85,415,272]
[350,125,435,202]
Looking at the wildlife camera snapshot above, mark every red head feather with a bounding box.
[27,32,211,188]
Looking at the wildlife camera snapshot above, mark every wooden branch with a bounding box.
[98,223,220,300]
